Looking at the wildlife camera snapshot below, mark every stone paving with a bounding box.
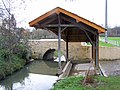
[70,63,95,77]
[100,60,120,76]
[70,60,120,77]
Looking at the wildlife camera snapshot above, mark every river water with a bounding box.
[0,60,61,90]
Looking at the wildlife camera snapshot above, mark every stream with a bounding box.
[0,60,61,90]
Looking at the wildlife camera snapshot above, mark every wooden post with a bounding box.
[92,44,95,60]
[58,15,62,71]
[95,32,99,68]
[66,35,68,62]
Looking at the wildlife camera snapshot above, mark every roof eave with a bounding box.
[29,7,106,34]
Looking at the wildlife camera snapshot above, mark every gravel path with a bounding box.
[100,60,120,76]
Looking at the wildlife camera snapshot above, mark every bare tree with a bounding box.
[0,0,31,56]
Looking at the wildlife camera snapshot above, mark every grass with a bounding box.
[99,41,114,47]
[108,37,120,41]
[87,41,114,47]
[100,37,120,46]
[100,37,120,41]
[54,50,63,57]
[87,37,120,47]
[53,76,120,90]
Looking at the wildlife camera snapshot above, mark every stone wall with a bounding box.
[28,39,66,59]
[28,39,120,60]
[99,47,120,60]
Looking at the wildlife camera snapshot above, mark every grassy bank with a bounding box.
[0,44,31,80]
[53,76,120,90]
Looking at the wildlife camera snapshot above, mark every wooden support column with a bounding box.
[58,14,62,71]
[92,44,95,60]
[95,32,99,68]
[66,35,68,62]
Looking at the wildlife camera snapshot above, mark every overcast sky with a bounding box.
[1,0,120,29]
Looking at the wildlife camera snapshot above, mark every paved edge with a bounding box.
[99,63,108,77]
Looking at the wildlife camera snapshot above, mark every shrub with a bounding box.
[0,49,11,62]
[13,43,32,61]
[0,49,26,80]
[11,54,26,71]
[0,60,6,79]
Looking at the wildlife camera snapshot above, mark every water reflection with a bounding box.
[0,67,29,90]
[0,60,60,90]
[28,60,59,75]
[12,73,57,90]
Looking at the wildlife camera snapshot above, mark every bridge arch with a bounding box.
[43,49,56,60]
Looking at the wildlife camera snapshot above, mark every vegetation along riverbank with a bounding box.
[0,43,31,80]
[0,22,31,80]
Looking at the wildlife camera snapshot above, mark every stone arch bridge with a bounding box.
[28,39,120,61]
[28,39,92,61]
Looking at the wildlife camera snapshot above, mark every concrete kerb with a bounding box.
[52,61,72,89]
[58,61,72,79]
[99,63,108,77]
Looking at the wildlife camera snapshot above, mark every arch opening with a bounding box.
[43,49,66,62]
[43,49,56,60]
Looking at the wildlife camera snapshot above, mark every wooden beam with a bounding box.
[66,35,68,62]
[61,16,97,35]
[91,35,96,67]
[96,32,99,68]
[39,17,57,26]
[61,27,67,33]
[78,22,97,35]
[44,24,77,27]
[29,8,59,27]
[83,30,95,45]
[92,44,95,61]
[95,32,99,68]
[58,14,62,71]
[57,7,105,33]
[29,7,105,33]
